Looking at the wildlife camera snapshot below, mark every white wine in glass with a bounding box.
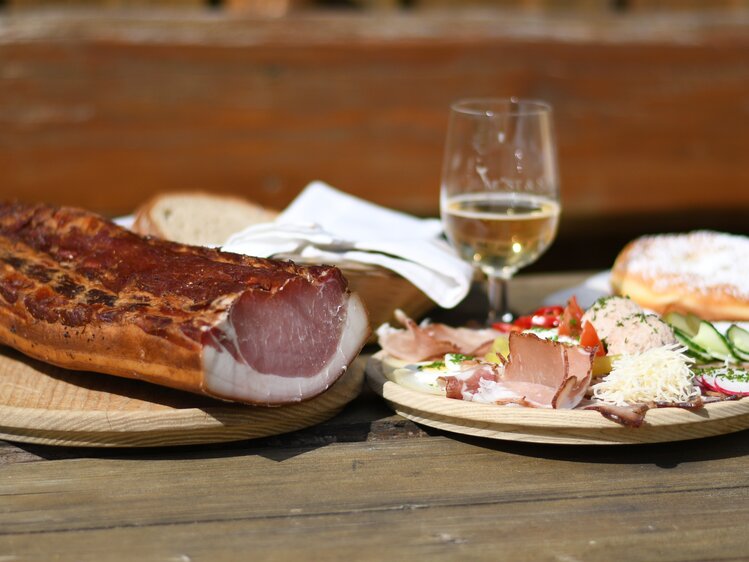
[440,98,560,325]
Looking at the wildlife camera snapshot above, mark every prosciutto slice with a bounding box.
[502,332,594,409]
[441,333,595,410]
[377,309,501,362]
[442,360,501,400]
[0,202,370,405]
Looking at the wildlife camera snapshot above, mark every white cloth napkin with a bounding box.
[222,181,474,308]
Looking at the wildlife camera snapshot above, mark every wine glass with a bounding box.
[440,98,560,325]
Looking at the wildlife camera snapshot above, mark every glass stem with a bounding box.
[486,274,513,325]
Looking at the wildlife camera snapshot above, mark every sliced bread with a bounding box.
[132,192,278,247]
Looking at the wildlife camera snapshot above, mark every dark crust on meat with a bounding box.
[583,402,649,428]
[0,201,348,394]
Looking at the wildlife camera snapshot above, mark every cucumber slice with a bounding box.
[672,326,713,363]
[727,324,749,361]
[663,311,700,337]
[691,321,736,362]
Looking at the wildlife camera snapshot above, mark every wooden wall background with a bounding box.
[2,2,749,269]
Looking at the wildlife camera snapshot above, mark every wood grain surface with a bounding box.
[2,9,749,229]
[2,430,749,560]
[0,347,364,447]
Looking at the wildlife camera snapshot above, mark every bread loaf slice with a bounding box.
[132,192,278,247]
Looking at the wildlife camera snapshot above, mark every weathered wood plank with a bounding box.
[2,434,749,533]
[1,435,748,560]
[2,492,749,561]
[1,10,748,230]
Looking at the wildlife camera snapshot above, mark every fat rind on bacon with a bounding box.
[0,202,369,405]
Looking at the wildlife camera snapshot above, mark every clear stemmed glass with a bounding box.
[440,98,561,325]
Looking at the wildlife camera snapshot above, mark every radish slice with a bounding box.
[712,377,749,397]
[694,373,719,393]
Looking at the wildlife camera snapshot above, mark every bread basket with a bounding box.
[331,261,435,341]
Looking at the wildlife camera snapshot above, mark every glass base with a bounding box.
[486,275,514,326]
[492,310,515,324]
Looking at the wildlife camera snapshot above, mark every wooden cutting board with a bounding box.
[0,347,364,448]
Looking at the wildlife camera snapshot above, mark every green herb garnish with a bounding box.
[694,366,749,383]
[419,353,475,371]
[446,353,474,362]
[419,361,445,371]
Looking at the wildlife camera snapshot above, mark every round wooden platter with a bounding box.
[366,351,749,445]
[0,347,364,448]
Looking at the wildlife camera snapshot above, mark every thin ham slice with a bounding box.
[493,333,593,409]
[582,395,706,428]
[377,309,501,362]
[441,333,594,410]
[582,402,649,428]
[441,361,501,400]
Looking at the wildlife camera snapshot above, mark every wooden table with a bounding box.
[2,272,748,560]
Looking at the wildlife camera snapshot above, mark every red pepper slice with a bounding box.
[493,305,564,333]
[532,306,564,317]
[558,296,585,338]
[519,306,563,329]
[513,315,534,329]
[531,313,559,328]
[491,322,524,333]
[579,321,606,357]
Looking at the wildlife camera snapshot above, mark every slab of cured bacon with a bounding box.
[0,202,369,405]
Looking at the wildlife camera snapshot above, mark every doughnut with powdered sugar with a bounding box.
[610,231,749,321]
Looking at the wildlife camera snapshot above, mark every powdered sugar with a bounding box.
[624,231,749,299]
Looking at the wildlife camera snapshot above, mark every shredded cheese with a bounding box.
[593,344,699,406]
